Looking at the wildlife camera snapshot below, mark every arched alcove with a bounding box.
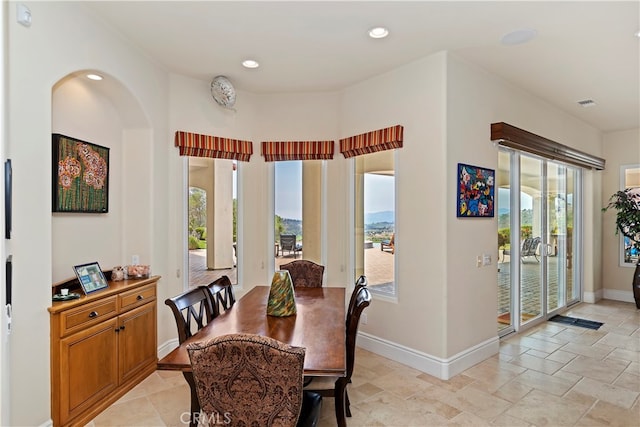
[51,70,152,282]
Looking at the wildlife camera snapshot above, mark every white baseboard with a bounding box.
[602,288,635,303]
[158,338,179,359]
[357,332,499,380]
[583,289,603,303]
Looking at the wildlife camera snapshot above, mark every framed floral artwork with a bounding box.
[457,163,495,217]
[52,134,109,213]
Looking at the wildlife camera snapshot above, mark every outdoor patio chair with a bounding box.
[503,236,541,262]
[280,234,301,258]
[380,233,394,254]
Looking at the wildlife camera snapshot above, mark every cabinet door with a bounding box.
[60,317,118,424]
[118,302,157,383]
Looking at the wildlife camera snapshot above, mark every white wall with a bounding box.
[602,128,640,301]
[7,2,169,425]
[340,53,449,359]
[446,54,603,353]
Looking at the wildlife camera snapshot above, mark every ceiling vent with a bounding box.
[577,99,596,107]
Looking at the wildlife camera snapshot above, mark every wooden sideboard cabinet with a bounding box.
[49,275,160,427]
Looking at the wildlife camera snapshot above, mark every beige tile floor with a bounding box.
[88,299,639,426]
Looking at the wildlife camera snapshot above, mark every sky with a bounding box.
[275,161,303,220]
[364,174,394,213]
[498,187,533,212]
[274,162,394,220]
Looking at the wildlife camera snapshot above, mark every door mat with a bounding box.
[497,312,536,325]
[548,315,603,330]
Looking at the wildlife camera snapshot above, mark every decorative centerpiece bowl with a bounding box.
[125,264,151,279]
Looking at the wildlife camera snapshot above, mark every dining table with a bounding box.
[157,285,348,426]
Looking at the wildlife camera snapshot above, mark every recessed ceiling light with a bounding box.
[500,28,537,45]
[86,73,103,81]
[242,59,260,69]
[368,27,389,39]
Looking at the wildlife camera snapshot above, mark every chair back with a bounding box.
[347,275,367,315]
[345,286,371,380]
[280,260,325,287]
[187,333,306,427]
[201,275,235,321]
[165,287,213,344]
[280,234,297,250]
[522,236,541,257]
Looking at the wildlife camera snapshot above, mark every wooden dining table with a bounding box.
[157,285,348,426]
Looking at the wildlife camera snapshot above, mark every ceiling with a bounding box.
[84,1,639,133]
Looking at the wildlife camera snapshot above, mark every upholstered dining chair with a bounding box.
[305,285,371,421]
[280,260,325,288]
[165,287,216,426]
[187,333,323,427]
[201,275,236,321]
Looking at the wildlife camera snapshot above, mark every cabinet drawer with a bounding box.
[119,284,156,311]
[60,297,118,335]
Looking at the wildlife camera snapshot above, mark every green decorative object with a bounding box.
[267,270,297,317]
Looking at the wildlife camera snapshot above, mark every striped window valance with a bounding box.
[340,125,404,158]
[261,141,335,162]
[175,131,253,162]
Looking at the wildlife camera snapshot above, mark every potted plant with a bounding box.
[602,188,640,308]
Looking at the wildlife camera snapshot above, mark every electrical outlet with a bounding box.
[483,254,492,266]
[132,255,139,265]
[361,313,368,325]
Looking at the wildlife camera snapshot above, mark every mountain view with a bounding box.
[365,210,394,224]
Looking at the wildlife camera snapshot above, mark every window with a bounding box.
[188,157,237,286]
[620,164,640,266]
[354,150,395,296]
[275,161,302,269]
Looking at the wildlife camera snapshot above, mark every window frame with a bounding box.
[619,163,640,268]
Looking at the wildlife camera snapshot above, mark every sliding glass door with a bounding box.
[498,149,581,334]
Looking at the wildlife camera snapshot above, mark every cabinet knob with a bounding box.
[88,311,98,318]
[136,295,143,301]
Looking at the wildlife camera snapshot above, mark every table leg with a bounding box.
[334,377,348,427]
[183,371,200,427]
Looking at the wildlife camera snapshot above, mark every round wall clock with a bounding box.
[210,75,236,108]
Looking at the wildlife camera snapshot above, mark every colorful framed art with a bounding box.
[52,133,109,213]
[457,163,495,217]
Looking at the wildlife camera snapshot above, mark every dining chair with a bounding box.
[305,285,371,421]
[187,333,323,427]
[201,275,235,321]
[280,259,324,287]
[165,287,214,344]
[165,287,215,427]
[348,275,367,315]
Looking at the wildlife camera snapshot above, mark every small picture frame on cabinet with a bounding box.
[73,261,109,295]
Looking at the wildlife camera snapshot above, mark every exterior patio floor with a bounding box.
[188,242,395,291]
[189,247,576,331]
